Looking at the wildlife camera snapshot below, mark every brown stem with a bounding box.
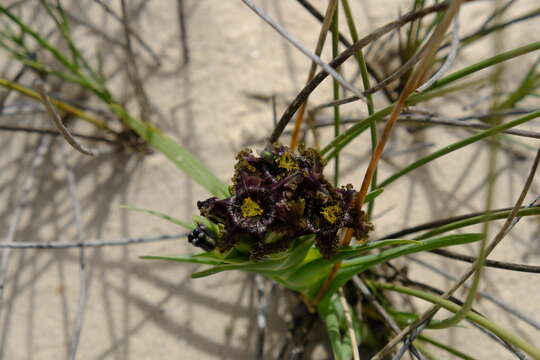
[313,0,465,307]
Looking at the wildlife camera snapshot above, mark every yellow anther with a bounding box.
[241,197,264,217]
[278,152,298,171]
[320,204,341,224]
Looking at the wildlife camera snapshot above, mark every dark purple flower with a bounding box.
[195,144,373,259]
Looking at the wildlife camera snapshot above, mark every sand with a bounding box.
[0,0,539,359]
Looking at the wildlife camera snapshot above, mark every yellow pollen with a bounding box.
[241,197,264,217]
[278,152,298,171]
[320,204,342,224]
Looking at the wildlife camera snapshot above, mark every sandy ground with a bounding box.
[0,0,539,359]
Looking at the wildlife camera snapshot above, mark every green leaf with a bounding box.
[316,233,484,304]
[365,187,384,203]
[415,206,540,240]
[140,255,222,266]
[320,294,358,360]
[418,335,478,360]
[110,104,230,198]
[338,239,421,259]
[121,205,194,230]
[283,239,420,291]
[0,4,108,99]
[192,215,220,236]
[190,263,253,278]
[379,109,540,188]
[265,235,316,271]
[190,235,316,279]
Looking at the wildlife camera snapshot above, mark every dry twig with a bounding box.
[37,85,100,156]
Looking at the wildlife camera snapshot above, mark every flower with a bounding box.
[194,144,373,259]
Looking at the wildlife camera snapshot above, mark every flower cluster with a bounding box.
[195,144,373,259]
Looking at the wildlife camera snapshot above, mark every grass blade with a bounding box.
[379,110,540,188]
[140,255,221,266]
[121,205,194,230]
[316,233,483,304]
[373,282,540,359]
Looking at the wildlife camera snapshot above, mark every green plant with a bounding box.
[1,1,540,359]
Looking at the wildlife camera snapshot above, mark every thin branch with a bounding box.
[424,193,540,273]
[120,0,152,122]
[392,322,428,360]
[379,206,539,240]
[467,321,529,360]
[0,233,186,249]
[429,249,540,273]
[416,13,460,92]
[479,0,516,30]
[176,0,189,64]
[0,125,115,143]
[353,277,425,360]
[295,112,540,140]
[89,0,161,66]
[0,136,53,338]
[290,0,338,151]
[60,144,87,360]
[241,0,365,104]
[307,10,457,111]
[508,193,540,230]
[254,275,274,360]
[295,0,394,102]
[444,7,540,51]
[398,113,540,139]
[37,85,100,156]
[362,38,429,98]
[376,280,533,360]
[270,1,450,143]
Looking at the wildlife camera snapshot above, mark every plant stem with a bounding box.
[341,0,378,218]
[372,281,540,359]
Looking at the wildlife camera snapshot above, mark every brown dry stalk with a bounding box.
[290,0,339,151]
[37,86,99,156]
[290,103,309,151]
[313,0,465,306]
[355,0,464,212]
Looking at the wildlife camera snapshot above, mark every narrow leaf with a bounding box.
[365,187,384,203]
[317,233,484,304]
[320,294,356,360]
[140,255,221,266]
[122,205,194,230]
[284,239,420,291]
